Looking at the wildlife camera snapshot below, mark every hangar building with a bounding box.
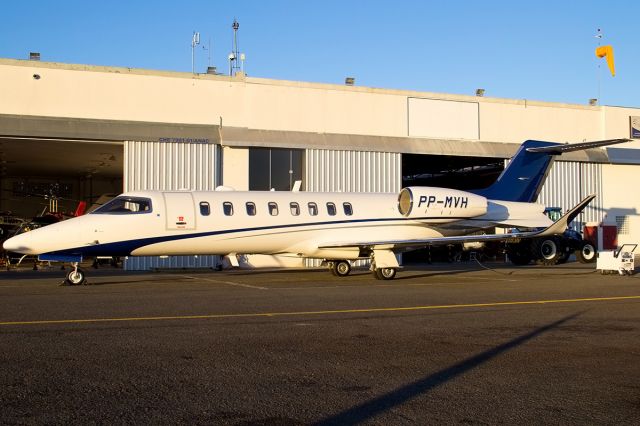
[1,58,639,269]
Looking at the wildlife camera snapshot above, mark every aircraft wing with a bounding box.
[318,194,596,252]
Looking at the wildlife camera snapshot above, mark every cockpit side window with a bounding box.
[92,197,152,214]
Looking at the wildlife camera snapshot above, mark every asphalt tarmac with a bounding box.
[0,262,639,425]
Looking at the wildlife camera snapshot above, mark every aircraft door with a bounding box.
[163,192,196,230]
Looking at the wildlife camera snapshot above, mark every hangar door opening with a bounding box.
[0,136,123,225]
[402,154,504,190]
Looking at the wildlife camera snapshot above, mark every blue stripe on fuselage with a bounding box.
[38,216,479,258]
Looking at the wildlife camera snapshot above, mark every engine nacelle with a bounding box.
[397,187,488,221]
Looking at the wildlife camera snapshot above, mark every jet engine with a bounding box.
[397,187,487,220]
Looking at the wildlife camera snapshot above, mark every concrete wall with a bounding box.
[479,102,603,142]
[2,59,638,144]
[221,147,249,190]
[601,163,640,245]
[0,60,405,137]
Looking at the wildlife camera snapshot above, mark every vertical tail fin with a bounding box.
[473,138,629,203]
[473,140,559,202]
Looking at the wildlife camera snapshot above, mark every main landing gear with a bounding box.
[328,260,352,277]
[63,262,87,286]
[326,256,399,280]
[372,266,397,280]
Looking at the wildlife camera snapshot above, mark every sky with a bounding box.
[2,0,639,107]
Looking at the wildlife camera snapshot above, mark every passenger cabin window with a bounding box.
[326,202,337,216]
[290,202,300,216]
[199,202,210,216]
[343,202,353,216]
[92,197,152,214]
[308,202,318,216]
[268,202,279,216]
[246,202,257,216]
[223,202,234,216]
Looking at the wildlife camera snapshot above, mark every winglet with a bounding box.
[535,194,596,237]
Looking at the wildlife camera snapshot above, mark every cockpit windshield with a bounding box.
[91,197,152,214]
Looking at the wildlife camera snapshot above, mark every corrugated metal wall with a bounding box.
[123,141,221,270]
[305,149,402,267]
[537,160,604,229]
[305,149,402,192]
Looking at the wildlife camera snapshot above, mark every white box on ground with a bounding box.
[596,244,637,275]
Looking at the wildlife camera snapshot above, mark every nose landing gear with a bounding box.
[63,262,87,286]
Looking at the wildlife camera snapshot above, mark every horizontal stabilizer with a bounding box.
[525,139,630,154]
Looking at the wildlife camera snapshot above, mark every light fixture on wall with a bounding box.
[589,98,598,106]
[345,77,355,86]
[475,88,485,97]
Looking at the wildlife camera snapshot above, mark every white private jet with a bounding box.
[2,139,630,285]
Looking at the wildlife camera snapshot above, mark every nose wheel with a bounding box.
[63,263,87,286]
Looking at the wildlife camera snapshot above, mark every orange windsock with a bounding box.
[595,45,615,76]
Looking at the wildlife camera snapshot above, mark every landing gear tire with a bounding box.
[533,237,563,266]
[576,241,597,264]
[329,260,351,277]
[373,267,396,280]
[334,260,351,277]
[64,267,86,286]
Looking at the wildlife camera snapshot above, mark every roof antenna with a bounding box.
[229,19,244,76]
[595,28,602,104]
[191,31,200,74]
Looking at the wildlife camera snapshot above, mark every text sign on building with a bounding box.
[631,116,640,139]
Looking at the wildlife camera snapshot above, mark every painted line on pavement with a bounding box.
[1,295,639,327]
[181,275,268,290]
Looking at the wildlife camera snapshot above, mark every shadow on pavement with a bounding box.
[314,312,582,425]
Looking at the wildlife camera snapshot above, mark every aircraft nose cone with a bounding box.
[3,235,33,254]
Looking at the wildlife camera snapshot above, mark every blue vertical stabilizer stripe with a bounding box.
[472,140,559,202]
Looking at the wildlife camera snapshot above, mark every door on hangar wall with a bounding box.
[123,140,221,270]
